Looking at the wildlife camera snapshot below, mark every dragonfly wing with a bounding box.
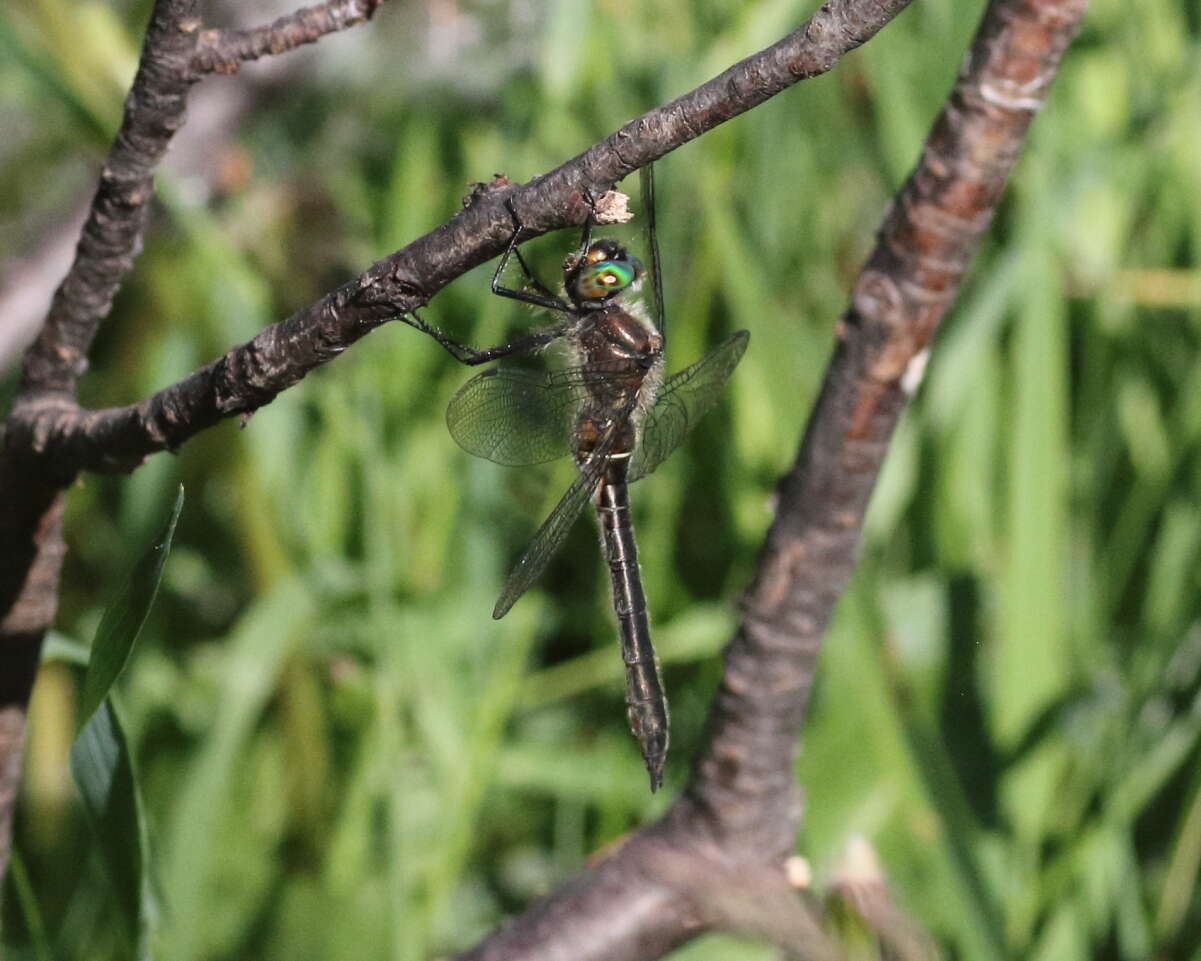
[446,368,581,466]
[491,464,597,619]
[491,399,636,619]
[629,330,750,482]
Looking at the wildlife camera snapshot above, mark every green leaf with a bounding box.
[6,848,54,961]
[67,486,181,952]
[69,699,153,949]
[994,236,1070,748]
[77,485,183,729]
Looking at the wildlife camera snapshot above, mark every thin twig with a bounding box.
[447,1,1087,958]
[6,0,917,474]
[0,0,387,886]
[190,0,387,75]
[0,4,1090,957]
[18,0,200,398]
[831,838,942,961]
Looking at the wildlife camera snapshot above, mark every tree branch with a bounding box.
[0,469,66,894]
[18,0,201,399]
[6,0,916,474]
[0,0,1090,953]
[831,838,941,961]
[0,0,387,884]
[447,0,1088,957]
[689,0,1088,854]
[0,0,203,887]
[190,0,387,75]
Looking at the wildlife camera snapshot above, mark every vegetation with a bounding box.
[2,0,1199,959]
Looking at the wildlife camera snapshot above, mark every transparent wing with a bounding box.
[446,368,583,466]
[447,363,648,465]
[639,164,666,343]
[492,402,635,619]
[629,330,750,482]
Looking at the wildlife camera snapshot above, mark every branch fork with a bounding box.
[0,1,1089,957]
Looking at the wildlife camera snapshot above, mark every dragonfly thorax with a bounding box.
[576,305,662,370]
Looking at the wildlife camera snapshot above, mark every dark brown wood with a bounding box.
[690,0,1089,856]
[19,0,201,398]
[0,459,67,882]
[6,0,917,476]
[190,0,387,75]
[0,0,201,884]
[0,0,389,884]
[2,5,922,877]
[451,1,1088,958]
[0,2,1090,957]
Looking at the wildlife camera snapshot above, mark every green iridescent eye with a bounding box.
[580,260,635,299]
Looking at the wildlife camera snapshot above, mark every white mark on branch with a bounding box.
[978,81,1046,112]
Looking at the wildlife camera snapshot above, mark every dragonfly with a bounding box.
[403,168,748,790]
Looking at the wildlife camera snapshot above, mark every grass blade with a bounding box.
[77,486,183,728]
[67,486,182,952]
[69,699,151,949]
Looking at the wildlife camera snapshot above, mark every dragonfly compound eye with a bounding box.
[578,260,637,300]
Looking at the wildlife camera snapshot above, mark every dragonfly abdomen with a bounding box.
[595,475,670,791]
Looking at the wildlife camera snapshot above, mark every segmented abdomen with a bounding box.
[594,471,669,791]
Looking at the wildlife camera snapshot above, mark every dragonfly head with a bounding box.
[566,240,643,308]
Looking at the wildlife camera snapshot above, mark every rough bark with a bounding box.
[0,0,388,884]
[3,7,919,881]
[452,1,1088,957]
[6,0,918,475]
[0,3,1090,957]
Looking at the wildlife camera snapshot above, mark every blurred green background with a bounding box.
[2,0,1200,958]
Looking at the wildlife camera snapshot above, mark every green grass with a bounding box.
[3,0,1201,959]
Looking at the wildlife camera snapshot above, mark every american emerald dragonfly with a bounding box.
[404,168,748,790]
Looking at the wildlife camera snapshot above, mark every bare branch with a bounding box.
[448,0,1087,957]
[450,829,840,961]
[0,469,66,885]
[16,0,389,401]
[7,0,918,473]
[191,0,388,75]
[0,0,1090,950]
[18,0,201,398]
[831,838,941,961]
[453,831,695,961]
[450,806,844,961]
[0,0,389,885]
[687,0,1089,855]
[0,0,204,884]
[653,851,839,961]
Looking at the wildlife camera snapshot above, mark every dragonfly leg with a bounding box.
[577,187,596,254]
[399,310,569,366]
[491,202,572,313]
